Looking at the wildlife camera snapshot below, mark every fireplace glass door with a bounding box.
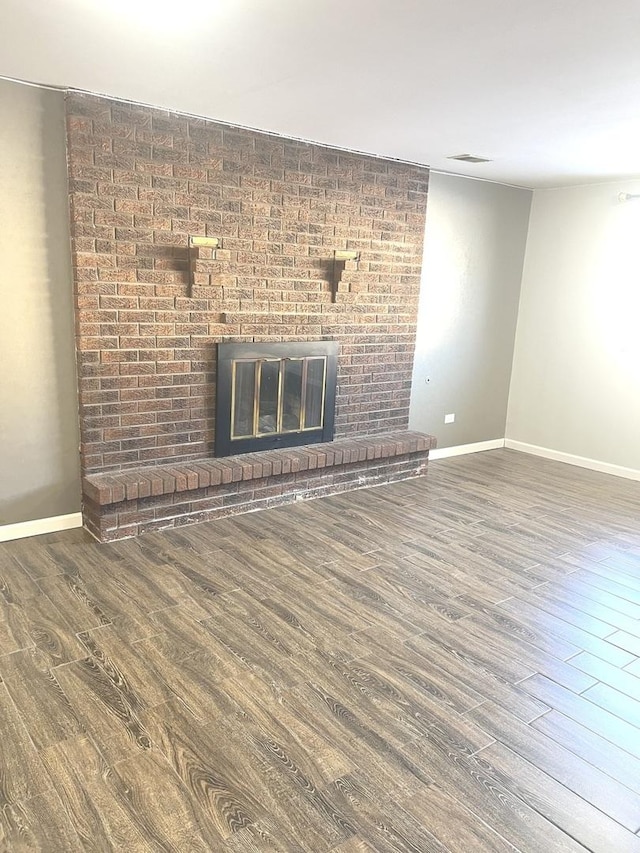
[216,341,338,456]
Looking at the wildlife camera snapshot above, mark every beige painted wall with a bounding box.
[506,181,640,473]
[409,172,531,447]
[0,80,80,524]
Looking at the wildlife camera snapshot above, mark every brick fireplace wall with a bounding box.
[65,93,433,538]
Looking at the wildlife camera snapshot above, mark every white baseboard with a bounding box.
[504,440,640,482]
[429,438,505,460]
[0,512,83,543]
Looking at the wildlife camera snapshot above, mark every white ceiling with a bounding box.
[2,0,640,188]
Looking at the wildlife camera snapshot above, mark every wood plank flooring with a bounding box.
[0,448,639,851]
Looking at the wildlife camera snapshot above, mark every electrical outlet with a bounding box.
[444,413,455,424]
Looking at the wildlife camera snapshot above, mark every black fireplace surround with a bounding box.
[215,341,338,457]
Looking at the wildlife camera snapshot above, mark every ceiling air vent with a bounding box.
[447,154,492,163]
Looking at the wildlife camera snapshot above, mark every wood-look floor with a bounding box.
[1,450,639,852]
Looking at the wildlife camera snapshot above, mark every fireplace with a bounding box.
[215,341,338,456]
[70,93,434,541]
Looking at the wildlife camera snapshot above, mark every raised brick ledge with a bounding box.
[82,431,436,508]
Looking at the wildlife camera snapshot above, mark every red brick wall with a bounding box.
[65,93,429,474]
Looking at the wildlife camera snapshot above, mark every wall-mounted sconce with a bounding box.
[189,236,220,249]
[331,250,360,302]
[188,235,221,294]
[618,193,640,202]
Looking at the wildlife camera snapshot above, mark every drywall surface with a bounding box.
[507,180,640,471]
[409,172,531,447]
[0,80,80,524]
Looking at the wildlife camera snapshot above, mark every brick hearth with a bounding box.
[65,93,434,540]
[82,431,435,541]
